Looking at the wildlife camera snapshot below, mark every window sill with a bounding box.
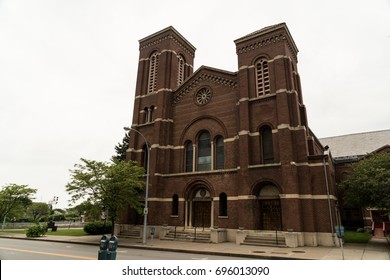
[248,163,281,169]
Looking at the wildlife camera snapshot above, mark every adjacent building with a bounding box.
[320,129,390,237]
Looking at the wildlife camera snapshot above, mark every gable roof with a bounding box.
[320,129,390,161]
[171,66,238,105]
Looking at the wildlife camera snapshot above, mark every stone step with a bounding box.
[241,241,287,247]
[241,234,286,247]
[244,235,285,242]
[119,229,142,239]
[164,233,210,239]
[162,230,211,243]
[373,228,385,238]
[251,231,286,237]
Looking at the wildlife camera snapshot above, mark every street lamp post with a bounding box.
[124,127,150,245]
[323,145,335,245]
[49,196,59,221]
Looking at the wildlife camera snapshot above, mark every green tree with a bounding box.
[0,184,36,222]
[69,201,101,222]
[66,158,145,234]
[112,132,130,162]
[339,152,390,211]
[26,202,50,223]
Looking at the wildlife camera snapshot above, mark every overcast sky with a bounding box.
[1,0,389,209]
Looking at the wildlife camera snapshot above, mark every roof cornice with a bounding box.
[234,23,299,62]
[139,26,196,57]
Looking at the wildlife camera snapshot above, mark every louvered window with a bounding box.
[256,59,270,96]
[148,52,158,94]
[177,55,185,86]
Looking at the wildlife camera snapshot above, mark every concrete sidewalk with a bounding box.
[0,232,389,260]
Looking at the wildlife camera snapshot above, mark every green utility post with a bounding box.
[335,225,345,260]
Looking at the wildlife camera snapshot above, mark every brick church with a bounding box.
[121,23,338,247]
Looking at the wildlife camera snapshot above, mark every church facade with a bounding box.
[122,23,338,246]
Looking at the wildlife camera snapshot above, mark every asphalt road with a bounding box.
[0,238,252,260]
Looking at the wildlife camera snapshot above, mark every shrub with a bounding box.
[83,221,112,235]
[26,224,47,237]
[344,230,371,243]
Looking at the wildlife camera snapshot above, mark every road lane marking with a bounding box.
[0,246,96,260]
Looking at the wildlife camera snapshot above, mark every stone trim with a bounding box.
[147,194,337,202]
[140,49,194,70]
[155,168,240,177]
[248,163,282,169]
[135,88,173,99]
[235,31,297,62]
[127,124,305,150]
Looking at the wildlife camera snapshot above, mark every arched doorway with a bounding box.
[257,184,282,230]
[185,185,213,229]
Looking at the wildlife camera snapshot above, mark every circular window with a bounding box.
[195,87,212,105]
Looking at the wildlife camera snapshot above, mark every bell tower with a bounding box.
[234,23,311,166]
[127,26,196,185]
[132,26,196,125]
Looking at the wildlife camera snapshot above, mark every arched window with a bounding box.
[219,192,228,217]
[197,131,211,171]
[260,126,274,164]
[172,194,179,216]
[215,136,224,170]
[143,107,148,123]
[143,106,155,123]
[141,144,149,171]
[185,141,193,172]
[148,52,158,94]
[177,55,185,86]
[256,59,270,96]
[149,106,154,122]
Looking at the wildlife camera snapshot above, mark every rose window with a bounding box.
[195,88,212,105]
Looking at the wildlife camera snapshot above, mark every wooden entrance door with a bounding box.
[261,199,282,230]
[192,201,211,228]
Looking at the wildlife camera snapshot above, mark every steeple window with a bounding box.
[256,59,270,96]
[148,52,158,94]
[177,55,185,86]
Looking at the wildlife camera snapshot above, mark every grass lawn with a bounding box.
[344,230,371,243]
[0,228,88,236]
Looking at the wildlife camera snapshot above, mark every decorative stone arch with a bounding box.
[251,53,271,66]
[179,115,228,144]
[256,122,275,132]
[179,116,228,172]
[146,48,161,58]
[183,180,215,229]
[252,181,282,230]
